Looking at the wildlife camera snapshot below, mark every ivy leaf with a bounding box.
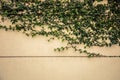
[96,0,103,2]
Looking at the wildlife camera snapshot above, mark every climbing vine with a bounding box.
[0,0,120,57]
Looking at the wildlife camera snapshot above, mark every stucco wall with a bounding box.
[0,30,120,56]
[0,0,120,80]
[0,58,120,80]
[0,24,120,80]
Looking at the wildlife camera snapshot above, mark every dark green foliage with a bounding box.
[0,0,120,57]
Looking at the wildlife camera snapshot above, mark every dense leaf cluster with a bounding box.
[0,0,120,57]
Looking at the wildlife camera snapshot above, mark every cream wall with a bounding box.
[0,30,120,56]
[0,0,120,80]
[0,58,120,80]
[0,26,120,80]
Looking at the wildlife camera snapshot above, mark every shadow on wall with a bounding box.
[0,76,3,80]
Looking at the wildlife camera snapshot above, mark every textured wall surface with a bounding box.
[0,0,120,80]
[0,58,120,80]
[0,28,120,80]
[0,30,120,56]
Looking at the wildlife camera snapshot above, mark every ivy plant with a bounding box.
[0,0,120,57]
